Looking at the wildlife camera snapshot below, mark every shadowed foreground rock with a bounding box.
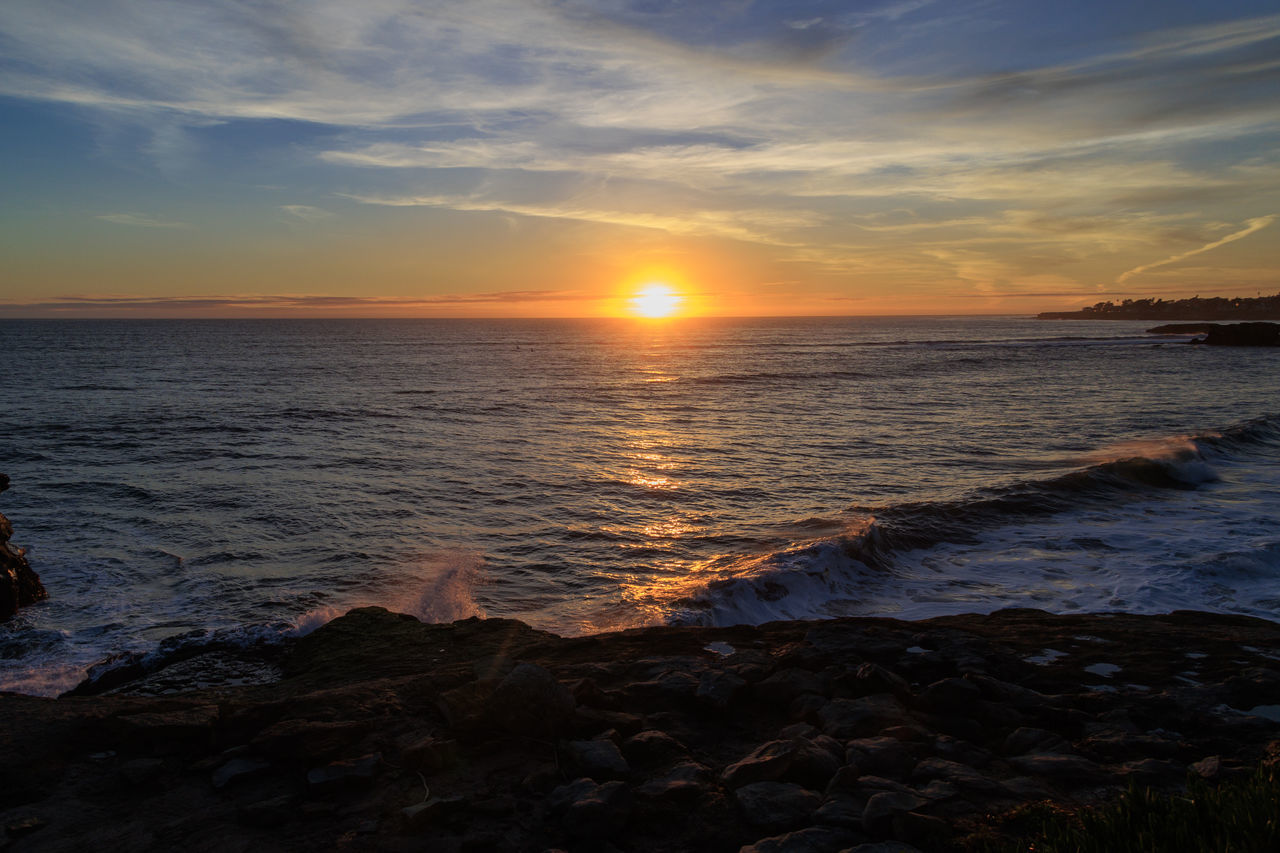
[3,606,1280,852]
[0,474,47,620]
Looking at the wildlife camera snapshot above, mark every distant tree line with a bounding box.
[1038,292,1280,320]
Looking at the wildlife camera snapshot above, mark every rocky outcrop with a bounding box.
[1201,322,1280,346]
[2,607,1280,851]
[0,474,46,620]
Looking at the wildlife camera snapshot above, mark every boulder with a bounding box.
[1201,322,1280,346]
[489,662,576,737]
[0,500,47,620]
[722,738,841,790]
[734,781,822,832]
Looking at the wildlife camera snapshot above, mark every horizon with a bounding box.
[2,1,1278,318]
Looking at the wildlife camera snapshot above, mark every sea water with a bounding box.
[1,316,1277,695]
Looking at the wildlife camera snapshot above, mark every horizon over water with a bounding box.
[2,315,1279,696]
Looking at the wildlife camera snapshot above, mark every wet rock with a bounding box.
[566,738,629,780]
[306,753,382,793]
[490,663,576,737]
[734,781,822,833]
[722,738,841,790]
[0,498,47,620]
[818,695,909,739]
[739,825,862,853]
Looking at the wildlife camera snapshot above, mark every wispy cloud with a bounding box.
[1117,214,1276,283]
[96,212,191,228]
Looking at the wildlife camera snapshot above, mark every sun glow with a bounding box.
[630,283,683,318]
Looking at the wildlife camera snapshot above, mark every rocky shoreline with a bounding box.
[0,475,46,621]
[4,605,1280,852]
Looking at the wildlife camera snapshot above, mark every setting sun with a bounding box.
[630,283,683,318]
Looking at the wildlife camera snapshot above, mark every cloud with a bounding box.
[0,290,600,313]
[1117,214,1276,283]
[280,204,334,222]
[96,212,191,228]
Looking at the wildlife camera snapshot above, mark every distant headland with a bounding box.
[1038,292,1280,320]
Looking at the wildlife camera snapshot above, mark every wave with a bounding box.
[658,416,1280,627]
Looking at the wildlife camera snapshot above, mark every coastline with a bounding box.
[4,605,1278,851]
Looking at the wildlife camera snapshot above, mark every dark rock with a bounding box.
[1202,322,1280,346]
[401,795,468,832]
[862,791,927,836]
[818,695,909,739]
[844,737,915,782]
[1007,753,1107,785]
[0,501,47,620]
[212,758,272,790]
[111,705,219,751]
[814,793,864,828]
[4,816,46,838]
[734,782,822,832]
[634,760,710,802]
[911,758,1006,795]
[698,670,748,712]
[251,718,369,761]
[489,662,576,737]
[1191,755,1222,779]
[756,669,826,707]
[566,738,629,780]
[622,729,688,767]
[914,677,980,713]
[846,843,925,853]
[932,735,992,768]
[550,778,630,838]
[1002,727,1072,756]
[401,735,460,772]
[891,811,952,848]
[721,738,841,790]
[119,757,164,786]
[306,752,381,793]
[1119,758,1185,787]
[240,794,299,828]
[739,826,862,853]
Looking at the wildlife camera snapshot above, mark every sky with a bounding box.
[1,0,1278,318]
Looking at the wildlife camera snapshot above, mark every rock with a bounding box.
[1192,755,1222,779]
[489,663,576,737]
[251,718,370,761]
[622,730,688,767]
[212,757,272,790]
[914,678,979,712]
[566,738,629,780]
[550,778,630,838]
[756,669,826,706]
[1007,753,1107,785]
[911,758,1006,795]
[401,735,460,772]
[119,757,164,786]
[634,761,710,802]
[851,663,912,700]
[1002,727,1072,756]
[112,705,219,751]
[844,737,914,782]
[818,695,909,739]
[862,791,927,836]
[400,795,467,832]
[814,793,864,828]
[1202,322,1280,346]
[1119,758,1185,787]
[739,826,862,853]
[698,670,748,712]
[306,753,382,793]
[0,503,48,620]
[932,735,992,768]
[845,844,925,853]
[240,794,299,828]
[722,738,841,790]
[734,782,823,832]
[625,670,700,708]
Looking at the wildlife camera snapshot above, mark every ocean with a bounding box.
[1,316,1278,696]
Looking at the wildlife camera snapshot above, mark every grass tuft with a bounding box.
[967,766,1280,853]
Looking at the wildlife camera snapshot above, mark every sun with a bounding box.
[630,283,683,318]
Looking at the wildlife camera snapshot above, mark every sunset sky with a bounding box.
[1,0,1277,317]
